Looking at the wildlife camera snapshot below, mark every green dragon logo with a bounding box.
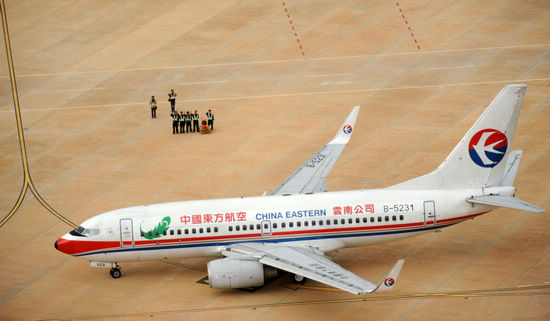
[141,216,171,240]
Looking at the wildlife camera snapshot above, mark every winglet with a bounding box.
[373,259,404,292]
[328,106,360,145]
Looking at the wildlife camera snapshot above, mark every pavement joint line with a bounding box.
[1,43,548,79]
[281,1,306,57]
[395,1,421,50]
[4,76,548,113]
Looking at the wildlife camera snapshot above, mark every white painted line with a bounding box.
[298,73,352,78]
[2,77,549,112]
[34,87,106,93]
[180,80,227,85]
[425,65,475,71]
[1,43,548,79]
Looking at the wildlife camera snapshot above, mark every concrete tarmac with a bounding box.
[0,0,549,320]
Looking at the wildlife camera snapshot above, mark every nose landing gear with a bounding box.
[109,264,122,278]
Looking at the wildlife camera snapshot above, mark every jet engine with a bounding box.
[207,258,278,289]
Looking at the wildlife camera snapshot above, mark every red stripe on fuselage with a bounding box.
[59,212,487,256]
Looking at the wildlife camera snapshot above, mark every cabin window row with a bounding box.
[141,226,220,238]
[227,215,405,232]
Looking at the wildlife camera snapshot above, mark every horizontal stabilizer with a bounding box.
[374,259,404,292]
[468,195,546,213]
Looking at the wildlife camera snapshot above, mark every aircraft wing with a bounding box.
[223,243,403,295]
[271,106,360,195]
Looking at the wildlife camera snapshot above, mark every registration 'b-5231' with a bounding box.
[55,84,545,295]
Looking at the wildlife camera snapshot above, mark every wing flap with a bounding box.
[225,243,376,294]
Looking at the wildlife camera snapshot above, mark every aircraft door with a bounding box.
[260,220,272,237]
[423,201,436,228]
[120,218,134,248]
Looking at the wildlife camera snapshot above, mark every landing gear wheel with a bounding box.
[291,273,305,284]
[110,267,121,279]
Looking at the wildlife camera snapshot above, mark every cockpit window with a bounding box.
[70,226,99,237]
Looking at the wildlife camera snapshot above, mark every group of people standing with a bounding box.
[149,89,214,135]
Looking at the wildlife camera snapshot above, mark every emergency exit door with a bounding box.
[261,220,272,237]
[423,201,436,228]
[120,218,134,248]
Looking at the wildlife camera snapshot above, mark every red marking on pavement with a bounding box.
[396,1,421,50]
[282,2,306,57]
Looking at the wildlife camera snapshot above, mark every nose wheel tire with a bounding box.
[110,267,121,279]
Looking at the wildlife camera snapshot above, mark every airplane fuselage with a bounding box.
[56,186,512,263]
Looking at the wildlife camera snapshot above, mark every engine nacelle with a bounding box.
[207,258,278,289]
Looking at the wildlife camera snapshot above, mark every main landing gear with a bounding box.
[109,264,122,279]
[291,273,306,284]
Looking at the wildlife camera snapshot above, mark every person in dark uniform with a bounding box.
[179,111,185,134]
[185,111,192,133]
[168,89,177,112]
[206,109,214,130]
[171,111,179,134]
[150,96,157,119]
[192,110,200,133]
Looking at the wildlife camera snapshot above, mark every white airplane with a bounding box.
[55,84,545,295]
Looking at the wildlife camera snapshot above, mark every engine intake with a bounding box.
[207,258,278,289]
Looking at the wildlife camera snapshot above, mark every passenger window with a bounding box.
[377,217,382,222]
[341,219,345,224]
[229,226,233,232]
[334,219,338,225]
[385,216,389,222]
[304,221,309,227]
[289,222,293,228]
[272,223,277,229]
[177,229,182,235]
[199,228,204,233]
[170,230,174,236]
[297,221,301,227]
[207,227,211,233]
[356,218,360,223]
[312,221,316,226]
[256,224,261,230]
[326,220,330,225]
[140,231,145,237]
[399,215,404,221]
[163,230,167,236]
[214,227,218,232]
[155,231,159,236]
[348,218,353,224]
[319,220,323,226]
[192,228,197,234]
[363,217,367,223]
[249,224,254,230]
[148,231,153,238]
[392,215,396,221]
[236,226,240,231]
[184,229,189,235]
[243,225,247,230]
[264,223,268,229]
[370,217,375,223]
[282,222,286,228]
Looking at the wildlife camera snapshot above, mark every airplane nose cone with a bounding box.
[55,237,74,255]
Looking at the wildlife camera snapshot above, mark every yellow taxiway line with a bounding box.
[0,0,76,229]
[38,284,550,321]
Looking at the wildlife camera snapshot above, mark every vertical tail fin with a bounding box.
[390,84,526,190]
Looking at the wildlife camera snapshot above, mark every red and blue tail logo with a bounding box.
[343,125,353,134]
[384,277,395,287]
[468,129,508,168]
